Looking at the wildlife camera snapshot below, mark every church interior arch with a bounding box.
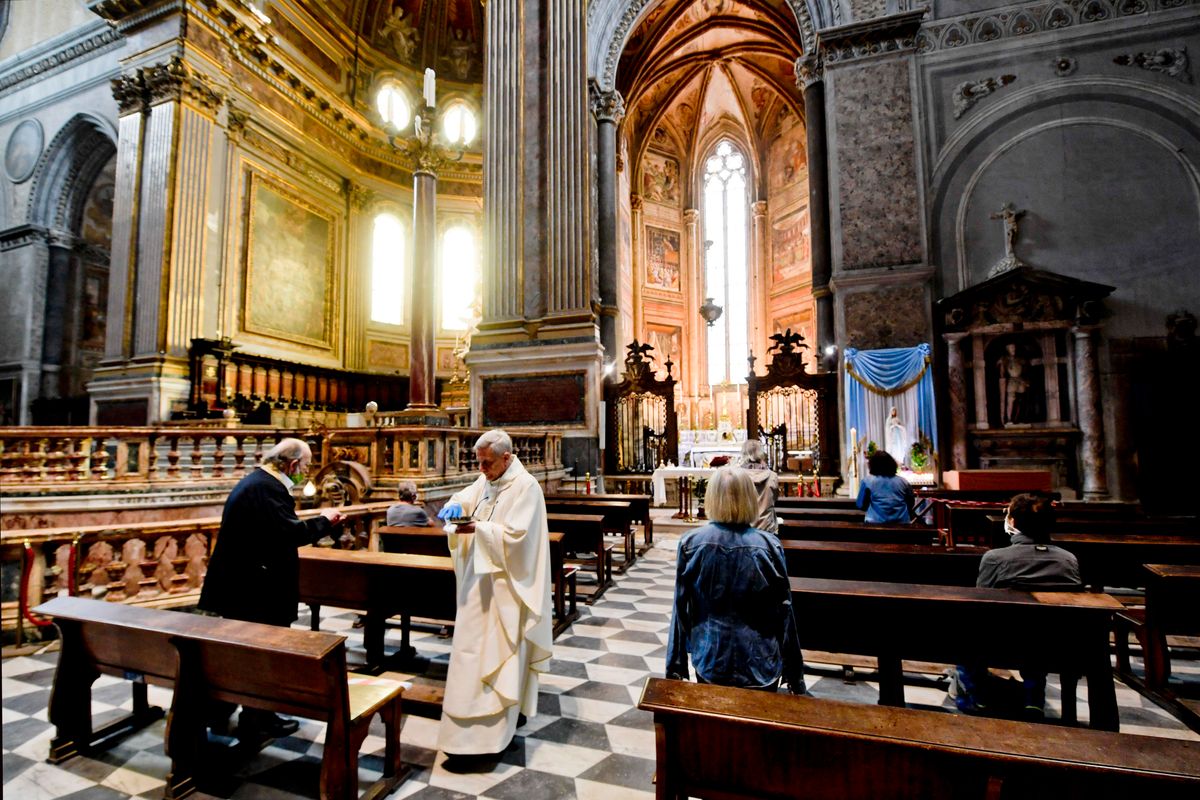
[614,0,813,433]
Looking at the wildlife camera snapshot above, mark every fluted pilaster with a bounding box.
[482,0,522,323]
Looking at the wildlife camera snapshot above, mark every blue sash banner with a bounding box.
[844,344,938,470]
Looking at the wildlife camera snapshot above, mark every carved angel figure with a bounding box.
[381,5,419,62]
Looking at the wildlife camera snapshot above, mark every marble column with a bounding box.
[750,200,769,366]
[971,334,989,429]
[1074,325,1109,500]
[399,159,447,424]
[631,194,645,339]
[944,332,968,470]
[795,55,833,368]
[590,84,625,370]
[40,231,77,402]
[683,207,701,401]
[89,53,224,423]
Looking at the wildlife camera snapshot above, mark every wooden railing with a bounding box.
[4,502,396,643]
[0,426,564,489]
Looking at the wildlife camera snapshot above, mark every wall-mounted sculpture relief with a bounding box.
[1113,47,1191,82]
[952,74,1016,120]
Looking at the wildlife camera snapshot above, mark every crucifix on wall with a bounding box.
[987,202,1028,278]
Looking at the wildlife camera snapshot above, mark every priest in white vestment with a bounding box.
[435,429,554,758]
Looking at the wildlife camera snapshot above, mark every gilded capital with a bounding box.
[347,181,375,211]
[143,57,224,113]
[111,72,146,114]
[225,100,250,138]
[588,80,626,124]
[794,54,823,90]
[630,193,643,211]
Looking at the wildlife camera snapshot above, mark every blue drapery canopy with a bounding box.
[844,344,937,466]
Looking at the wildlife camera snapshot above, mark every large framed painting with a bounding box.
[645,225,681,291]
[243,171,336,349]
[771,206,810,287]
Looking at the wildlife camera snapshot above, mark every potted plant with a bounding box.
[910,438,932,472]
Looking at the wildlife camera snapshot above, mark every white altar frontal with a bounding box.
[651,466,713,506]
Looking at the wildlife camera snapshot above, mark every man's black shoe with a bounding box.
[238,712,300,740]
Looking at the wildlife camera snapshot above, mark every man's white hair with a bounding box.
[474,429,513,456]
[262,437,312,466]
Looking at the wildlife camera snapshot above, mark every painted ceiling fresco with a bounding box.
[617,0,805,191]
[289,0,485,82]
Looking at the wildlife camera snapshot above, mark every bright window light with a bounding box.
[371,213,405,325]
[442,102,477,146]
[441,225,479,330]
[376,81,411,131]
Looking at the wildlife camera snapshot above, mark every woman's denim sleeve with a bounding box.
[665,539,691,680]
[771,541,807,693]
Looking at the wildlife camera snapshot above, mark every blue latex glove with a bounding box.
[437,502,464,521]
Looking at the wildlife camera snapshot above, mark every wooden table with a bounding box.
[1141,564,1200,688]
[298,547,457,672]
[789,577,1123,730]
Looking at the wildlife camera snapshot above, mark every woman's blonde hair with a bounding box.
[705,466,759,526]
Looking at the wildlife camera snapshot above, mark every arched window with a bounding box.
[703,140,749,384]
[441,224,479,330]
[441,101,477,147]
[371,212,405,325]
[375,81,412,131]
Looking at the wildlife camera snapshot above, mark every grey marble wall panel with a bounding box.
[165,105,212,357]
[841,284,930,350]
[848,0,890,21]
[133,101,173,356]
[831,58,924,270]
[922,13,1200,338]
[105,111,140,358]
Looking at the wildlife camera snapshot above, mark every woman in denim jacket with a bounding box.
[666,466,808,694]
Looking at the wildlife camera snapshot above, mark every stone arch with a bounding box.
[586,0,832,91]
[929,79,1200,339]
[23,113,118,422]
[26,113,117,234]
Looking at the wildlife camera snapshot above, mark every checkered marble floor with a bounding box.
[4,532,1198,799]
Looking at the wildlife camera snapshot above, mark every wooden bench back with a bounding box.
[639,678,1200,799]
[34,595,349,721]
[778,519,937,545]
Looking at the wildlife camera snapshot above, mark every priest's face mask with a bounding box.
[476,446,512,482]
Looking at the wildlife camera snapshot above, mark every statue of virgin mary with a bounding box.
[885,406,908,468]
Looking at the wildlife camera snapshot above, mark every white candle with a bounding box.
[423,68,436,108]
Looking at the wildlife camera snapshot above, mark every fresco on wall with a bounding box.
[244,174,334,348]
[642,151,680,206]
[645,226,682,291]
[80,155,115,250]
[771,206,810,285]
[769,117,807,192]
[81,269,108,351]
[646,324,682,379]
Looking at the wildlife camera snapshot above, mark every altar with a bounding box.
[651,466,713,506]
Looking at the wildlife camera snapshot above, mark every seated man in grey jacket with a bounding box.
[385,480,432,530]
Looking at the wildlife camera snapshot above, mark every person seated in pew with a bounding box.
[954,492,1081,719]
[856,451,915,524]
[666,467,808,694]
[739,439,780,534]
[199,437,346,740]
[384,479,432,532]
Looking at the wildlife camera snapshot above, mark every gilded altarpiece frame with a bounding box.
[240,169,340,352]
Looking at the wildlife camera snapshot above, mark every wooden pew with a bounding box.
[547,511,612,602]
[776,495,861,510]
[638,678,1200,800]
[544,498,636,570]
[789,576,1123,730]
[781,540,985,587]
[545,491,654,549]
[297,547,458,672]
[376,526,579,636]
[1115,564,1200,691]
[778,518,939,546]
[1049,533,1200,590]
[776,506,868,523]
[34,595,408,800]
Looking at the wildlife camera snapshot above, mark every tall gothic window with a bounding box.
[371,212,405,325]
[441,224,479,330]
[703,140,749,384]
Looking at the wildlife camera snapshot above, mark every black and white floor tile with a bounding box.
[4,528,1198,799]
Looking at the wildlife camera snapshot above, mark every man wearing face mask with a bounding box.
[953,493,1080,719]
[199,437,345,738]
[433,429,552,767]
